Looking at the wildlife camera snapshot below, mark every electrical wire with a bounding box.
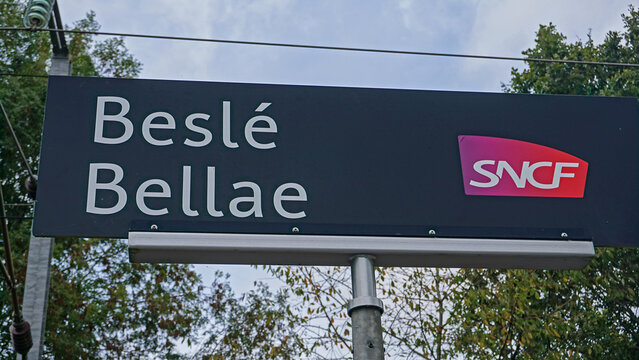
[1,26,638,68]
[0,248,13,298]
[0,101,28,317]
[0,182,31,358]
[0,184,21,319]
[0,259,12,291]
[0,97,36,181]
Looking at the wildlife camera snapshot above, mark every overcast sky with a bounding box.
[61,0,633,92]
[58,0,634,292]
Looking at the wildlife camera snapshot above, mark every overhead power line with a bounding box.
[0,185,22,324]
[0,97,37,182]
[1,26,638,68]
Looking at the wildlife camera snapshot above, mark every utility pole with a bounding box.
[19,1,70,359]
[348,255,385,360]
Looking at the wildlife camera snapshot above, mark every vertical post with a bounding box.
[20,235,53,360]
[49,54,71,76]
[19,54,69,360]
[348,255,384,360]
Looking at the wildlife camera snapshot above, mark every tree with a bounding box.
[453,6,639,360]
[271,6,639,360]
[195,271,309,360]
[270,265,460,359]
[0,3,200,359]
[1,2,305,358]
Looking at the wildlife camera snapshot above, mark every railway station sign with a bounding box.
[33,76,638,261]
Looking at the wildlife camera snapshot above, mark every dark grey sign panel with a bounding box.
[34,76,639,246]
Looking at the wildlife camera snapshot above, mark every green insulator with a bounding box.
[23,0,56,28]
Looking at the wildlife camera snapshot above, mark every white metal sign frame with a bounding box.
[128,232,594,269]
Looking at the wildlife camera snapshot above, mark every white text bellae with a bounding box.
[85,96,308,219]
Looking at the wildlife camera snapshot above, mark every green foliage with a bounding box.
[0,2,290,359]
[2,5,303,358]
[0,0,48,206]
[455,5,639,360]
[271,6,639,360]
[269,265,460,359]
[44,239,205,359]
[3,2,637,359]
[453,249,639,360]
[381,268,459,359]
[1,2,201,357]
[195,271,308,360]
[1,1,49,357]
[270,265,353,358]
[504,6,639,96]
[67,11,141,78]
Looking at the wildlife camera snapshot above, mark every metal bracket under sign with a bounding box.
[128,232,595,269]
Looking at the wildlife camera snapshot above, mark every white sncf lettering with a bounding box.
[470,160,579,189]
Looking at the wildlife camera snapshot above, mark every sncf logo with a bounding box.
[458,136,588,198]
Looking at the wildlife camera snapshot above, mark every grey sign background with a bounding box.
[34,76,639,246]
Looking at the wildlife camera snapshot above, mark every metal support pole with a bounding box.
[18,52,70,360]
[49,54,71,76]
[348,255,384,360]
[20,234,53,360]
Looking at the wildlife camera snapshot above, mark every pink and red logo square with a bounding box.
[458,135,588,198]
